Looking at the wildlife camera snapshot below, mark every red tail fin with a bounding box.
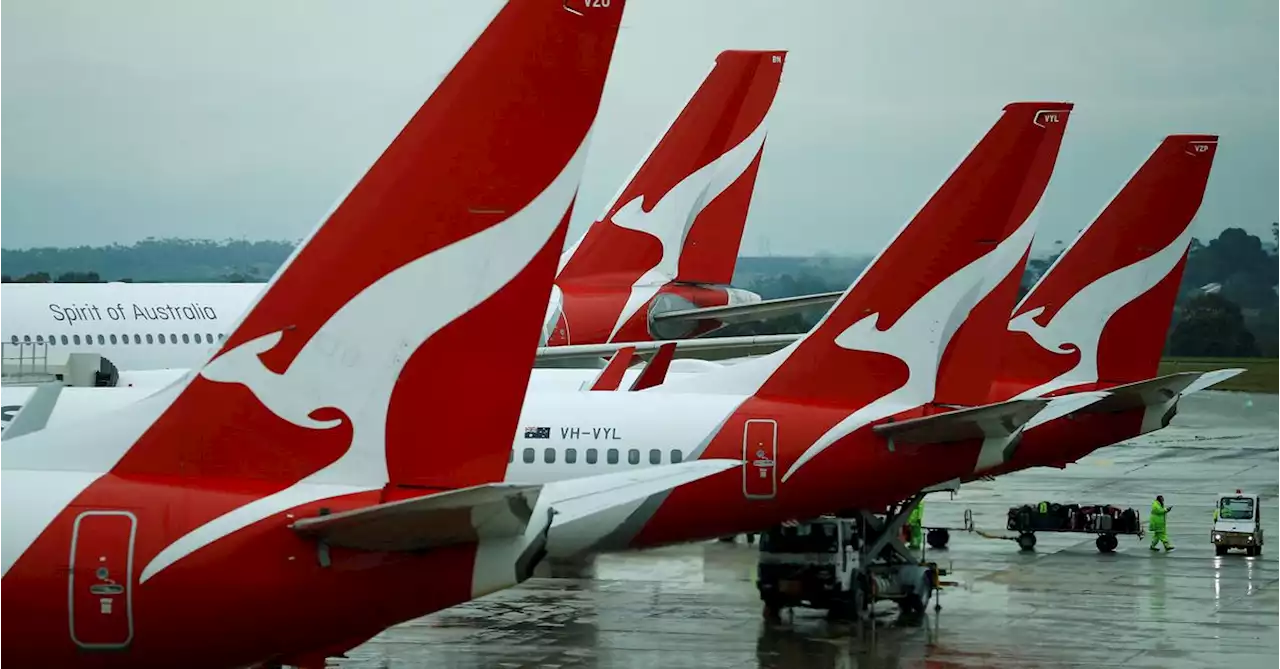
[629,342,677,391]
[931,109,1074,405]
[110,0,625,494]
[557,49,786,289]
[995,135,1219,399]
[744,103,1073,409]
[589,346,637,391]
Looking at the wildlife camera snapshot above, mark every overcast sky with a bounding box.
[3,0,1276,255]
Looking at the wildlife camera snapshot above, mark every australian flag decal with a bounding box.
[524,426,551,440]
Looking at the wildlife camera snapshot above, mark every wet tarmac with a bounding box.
[337,392,1278,668]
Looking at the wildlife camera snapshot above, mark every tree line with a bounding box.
[3,227,1277,357]
[723,226,1279,358]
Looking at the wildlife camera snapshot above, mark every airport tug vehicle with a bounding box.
[756,497,942,621]
[1212,491,1264,556]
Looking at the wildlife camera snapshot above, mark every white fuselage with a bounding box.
[1,283,260,370]
[0,380,750,558]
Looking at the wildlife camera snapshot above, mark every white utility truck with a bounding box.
[1212,491,1264,556]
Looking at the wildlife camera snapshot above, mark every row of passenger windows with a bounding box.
[10,332,225,347]
[510,446,684,466]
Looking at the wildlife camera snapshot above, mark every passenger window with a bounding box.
[206,333,214,343]
[158,334,166,344]
[628,449,640,465]
[73,335,82,345]
[170,333,177,344]
[96,335,105,345]
[109,334,117,344]
[649,449,662,465]
[508,450,514,463]
[182,334,190,344]
[145,334,154,344]
[586,448,598,464]
[607,448,619,465]
[218,333,225,340]
[134,334,141,344]
[8,335,16,345]
[120,334,129,344]
[544,448,556,464]
[36,335,44,344]
[522,448,535,464]
[565,448,577,464]
[49,334,57,344]
[671,449,683,464]
[61,335,69,345]
[23,335,31,343]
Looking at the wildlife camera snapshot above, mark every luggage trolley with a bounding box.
[1006,502,1145,552]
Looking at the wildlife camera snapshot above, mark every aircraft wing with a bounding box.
[533,334,799,367]
[650,290,842,327]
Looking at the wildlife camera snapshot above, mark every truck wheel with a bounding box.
[1017,532,1037,551]
[927,528,950,549]
[898,594,925,615]
[1215,545,1229,556]
[762,598,784,622]
[1246,546,1259,557]
[1096,534,1117,553]
[827,597,857,621]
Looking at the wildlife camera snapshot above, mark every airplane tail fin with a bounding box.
[556,49,787,288]
[30,0,625,493]
[669,103,1072,410]
[996,135,1219,398]
[930,106,1073,406]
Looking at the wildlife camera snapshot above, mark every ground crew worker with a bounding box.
[908,498,925,550]
[1149,495,1174,551]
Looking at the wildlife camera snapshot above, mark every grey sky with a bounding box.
[3,0,1276,256]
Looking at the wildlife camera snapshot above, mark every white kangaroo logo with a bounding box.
[139,143,588,584]
[1008,223,1194,400]
[781,216,1038,482]
[605,120,769,340]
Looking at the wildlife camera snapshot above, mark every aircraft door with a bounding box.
[69,510,137,650]
[743,419,778,499]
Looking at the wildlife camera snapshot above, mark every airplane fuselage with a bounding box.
[0,469,533,668]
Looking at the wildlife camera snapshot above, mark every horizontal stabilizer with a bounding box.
[922,478,962,493]
[543,459,742,557]
[1023,391,1112,431]
[290,483,542,552]
[1180,368,1246,396]
[0,384,63,440]
[1079,372,1204,414]
[290,460,740,555]
[874,399,1053,446]
[534,334,798,367]
[875,392,1108,473]
[651,291,842,327]
[546,459,741,528]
